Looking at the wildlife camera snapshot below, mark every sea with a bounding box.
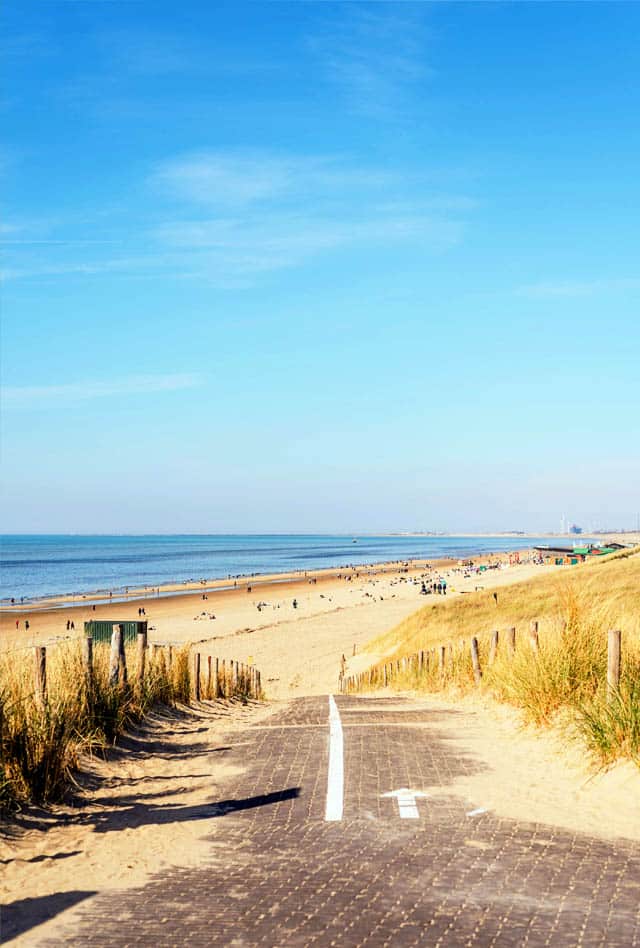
[0,534,575,604]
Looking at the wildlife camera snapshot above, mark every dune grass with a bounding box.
[0,640,262,811]
[357,550,640,767]
[0,640,193,810]
[366,548,640,661]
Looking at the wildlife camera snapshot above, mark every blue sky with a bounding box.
[1,1,639,534]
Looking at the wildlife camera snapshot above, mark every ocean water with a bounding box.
[0,534,568,603]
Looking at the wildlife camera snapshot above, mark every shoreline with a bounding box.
[0,551,544,657]
[0,547,527,614]
[5,530,635,612]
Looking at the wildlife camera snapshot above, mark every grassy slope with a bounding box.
[361,549,640,767]
[366,548,640,660]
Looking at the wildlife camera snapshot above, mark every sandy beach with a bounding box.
[2,554,551,698]
[2,549,640,944]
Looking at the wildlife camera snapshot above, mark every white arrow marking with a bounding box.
[381,788,428,819]
[325,695,344,821]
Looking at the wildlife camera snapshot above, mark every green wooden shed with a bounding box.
[84,619,147,645]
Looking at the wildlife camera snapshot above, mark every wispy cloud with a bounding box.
[308,6,430,119]
[2,373,203,406]
[516,278,640,299]
[3,150,473,286]
[146,149,469,282]
[152,151,394,210]
[153,211,462,282]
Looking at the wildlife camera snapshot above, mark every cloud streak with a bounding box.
[2,373,204,406]
[3,150,474,286]
[308,6,430,120]
[152,151,395,210]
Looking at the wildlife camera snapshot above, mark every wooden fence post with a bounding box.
[115,624,128,684]
[439,645,446,674]
[220,659,226,697]
[488,630,499,665]
[83,635,94,691]
[137,629,147,685]
[529,620,539,654]
[507,627,516,657]
[607,629,621,702]
[34,646,47,709]
[470,637,482,685]
[109,625,123,685]
[194,652,201,701]
[206,655,212,698]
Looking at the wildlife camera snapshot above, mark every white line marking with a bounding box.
[381,788,428,819]
[325,694,344,822]
[466,807,487,817]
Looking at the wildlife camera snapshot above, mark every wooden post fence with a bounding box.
[137,628,147,685]
[470,637,482,685]
[34,646,47,709]
[529,620,539,654]
[507,627,516,657]
[194,652,201,701]
[607,629,621,703]
[488,630,499,665]
[118,625,128,684]
[109,625,124,686]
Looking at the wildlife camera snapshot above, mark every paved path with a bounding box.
[43,695,640,946]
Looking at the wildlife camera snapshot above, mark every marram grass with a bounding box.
[355,550,640,768]
[0,641,261,811]
[0,640,193,809]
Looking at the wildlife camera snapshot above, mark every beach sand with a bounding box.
[2,554,639,944]
[2,556,552,699]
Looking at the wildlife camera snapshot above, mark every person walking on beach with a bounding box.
[25,620,30,631]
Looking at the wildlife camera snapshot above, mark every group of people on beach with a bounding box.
[420,579,447,595]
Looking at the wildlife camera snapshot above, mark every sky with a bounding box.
[1,0,639,535]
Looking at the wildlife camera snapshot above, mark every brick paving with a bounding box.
[41,695,640,946]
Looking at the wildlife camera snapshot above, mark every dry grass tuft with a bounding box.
[0,640,261,810]
[355,550,640,767]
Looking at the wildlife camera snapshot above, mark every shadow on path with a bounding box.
[210,787,300,816]
[1,890,96,943]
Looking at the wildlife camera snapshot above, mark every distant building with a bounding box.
[569,523,583,534]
